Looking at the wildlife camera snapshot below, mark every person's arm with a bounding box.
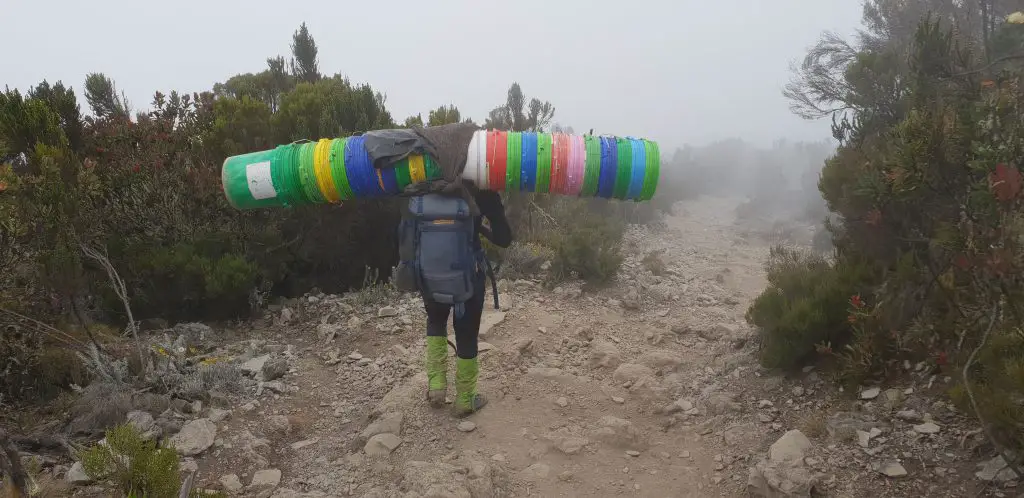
[475,190,513,248]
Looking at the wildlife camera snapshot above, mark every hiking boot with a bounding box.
[425,336,448,408]
[454,357,488,417]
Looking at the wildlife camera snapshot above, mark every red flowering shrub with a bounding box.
[757,17,1024,449]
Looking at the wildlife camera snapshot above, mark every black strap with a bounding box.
[483,256,499,310]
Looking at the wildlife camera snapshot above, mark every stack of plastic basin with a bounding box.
[462,130,658,200]
[222,137,443,210]
[221,131,658,210]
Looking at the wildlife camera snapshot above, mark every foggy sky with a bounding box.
[3,0,863,151]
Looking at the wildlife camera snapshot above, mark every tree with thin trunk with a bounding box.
[290,23,320,83]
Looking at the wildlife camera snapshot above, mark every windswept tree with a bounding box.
[290,22,320,83]
[84,73,129,119]
[484,83,554,131]
[784,0,1021,134]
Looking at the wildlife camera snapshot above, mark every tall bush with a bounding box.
[544,198,626,284]
[747,247,874,369]
[0,24,409,401]
[761,9,1024,452]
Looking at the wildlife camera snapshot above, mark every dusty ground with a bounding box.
[53,196,1020,497]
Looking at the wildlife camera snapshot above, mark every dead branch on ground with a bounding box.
[529,201,560,227]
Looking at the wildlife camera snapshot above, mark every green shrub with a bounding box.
[105,242,258,321]
[346,266,398,308]
[80,424,181,498]
[790,19,1024,449]
[746,246,874,369]
[80,423,228,498]
[500,194,625,284]
[3,62,406,331]
[0,320,90,404]
[949,326,1024,451]
[497,241,554,280]
[545,203,625,284]
[1,321,48,403]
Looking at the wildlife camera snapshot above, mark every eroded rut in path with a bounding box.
[188,196,1001,498]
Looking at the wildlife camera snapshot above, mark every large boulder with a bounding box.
[374,373,425,416]
[747,464,819,498]
[478,311,506,339]
[260,358,289,381]
[769,430,812,463]
[364,433,403,458]
[126,410,160,440]
[168,418,216,456]
[240,355,270,376]
[747,430,820,497]
[542,428,590,456]
[65,462,93,485]
[219,474,244,494]
[976,454,1021,483]
[360,412,405,442]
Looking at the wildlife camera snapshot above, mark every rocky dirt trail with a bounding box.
[159,196,1019,498]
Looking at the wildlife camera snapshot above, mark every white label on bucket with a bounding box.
[246,161,277,200]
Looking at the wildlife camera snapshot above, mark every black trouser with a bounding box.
[424,270,486,359]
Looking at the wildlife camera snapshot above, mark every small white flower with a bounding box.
[1007,11,1024,24]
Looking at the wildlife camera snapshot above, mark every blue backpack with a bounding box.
[394,193,498,317]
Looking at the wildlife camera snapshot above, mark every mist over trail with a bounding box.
[656,138,835,249]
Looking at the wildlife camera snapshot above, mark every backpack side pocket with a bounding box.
[394,218,419,292]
